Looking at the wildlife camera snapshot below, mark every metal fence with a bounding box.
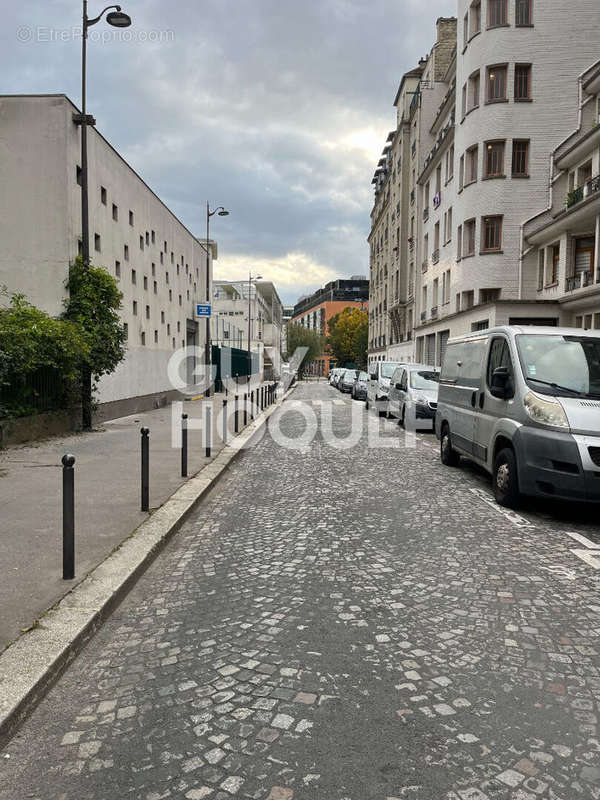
[0,367,66,417]
[212,345,260,391]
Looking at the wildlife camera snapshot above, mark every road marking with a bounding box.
[570,549,600,569]
[468,487,535,528]
[565,531,600,549]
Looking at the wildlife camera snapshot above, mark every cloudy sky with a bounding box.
[3,0,455,305]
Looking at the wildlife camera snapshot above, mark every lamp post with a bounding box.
[205,203,229,396]
[247,273,262,378]
[75,2,131,430]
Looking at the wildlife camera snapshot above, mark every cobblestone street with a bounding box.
[1,381,600,800]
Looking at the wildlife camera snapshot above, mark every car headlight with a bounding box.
[415,395,427,405]
[523,392,569,429]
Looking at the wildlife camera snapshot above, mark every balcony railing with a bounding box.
[433,191,441,209]
[432,249,440,265]
[566,270,599,291]
[423,207,429,222]
[422,258,429,273]
[566,175,600,208]
[431,306,438,319]
[410,189,415,205]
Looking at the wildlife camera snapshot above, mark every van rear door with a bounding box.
[440,338,487,455]
[473,335,516,464]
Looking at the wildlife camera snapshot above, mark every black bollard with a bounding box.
[223,397,228,444]
[205,402,212,458]
[181,413,188,478]
[250,390,254,420]
[244,391,248,426]
[234,391,239,433]
[141,427,150,512]
[62,454,75,580]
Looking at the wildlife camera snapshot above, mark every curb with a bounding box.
[0,382,297,749]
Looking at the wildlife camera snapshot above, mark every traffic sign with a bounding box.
[196,304,212,318]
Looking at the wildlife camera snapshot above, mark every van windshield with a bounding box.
[516,334,600,398]
[410,370,440,390]
[381,363,399,378]
[358,371,369,382]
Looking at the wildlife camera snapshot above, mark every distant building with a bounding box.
[291,277,369,374]
[0,94,213,419]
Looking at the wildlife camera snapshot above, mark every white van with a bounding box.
[435,326,600,507]
[366,361,405,415]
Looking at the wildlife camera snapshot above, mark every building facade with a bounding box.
[368,2,600,368]
[0,94,214,418]
[291,278,369,374]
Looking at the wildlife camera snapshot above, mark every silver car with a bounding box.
[435,325,600,507]
[389,364,440,430]
[339,369,358,394]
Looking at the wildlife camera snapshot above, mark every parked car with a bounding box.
[389,364,440,429]
[366,360,406,415]
[435,325,600,508]
[352,371,369,401]
[329,368,344,387]
[339,369,358,393]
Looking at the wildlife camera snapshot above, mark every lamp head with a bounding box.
[106,10,132,27]
[218,210,230,217]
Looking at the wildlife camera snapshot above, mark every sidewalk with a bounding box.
[0,384,275,652]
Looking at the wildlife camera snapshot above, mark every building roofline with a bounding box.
[393,66,425,107]
[0,94,209,249]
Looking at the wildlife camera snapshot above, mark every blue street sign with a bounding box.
[196,304,212,318]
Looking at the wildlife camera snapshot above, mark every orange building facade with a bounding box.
[290,278,369,375]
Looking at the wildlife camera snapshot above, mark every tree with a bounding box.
[284,324,324,378]
[327,307,368,368]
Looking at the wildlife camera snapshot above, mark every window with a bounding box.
[178,294,182,306]
[76,165,82,186]
[145,305,150,320]
[488,0,507,27]
[515,0,532,25]
[143,276,148,290]
[141,332,146,346]
[464,219,476,256]
[151,230,156,244]
[487,337,514,392]
[537,250,544,290]
[512,140,529,176]
[112,203,118,221]
[132,300,138,316]
[165,271,169,284]
[154,330,158,344]
[124,244,129,261]
[447,207,453,242]
[100,186,107,205]
[470,0,481,35]
[550,244,560,284]
[459,154,465,190]
[131,269,136,285]
[487,66,507,102]
[461,84,467,119]
[115,260,121,278]
[151,262,156,276]
[146,231,150,246]
[466,145,478,184]
[94,233,101,252]
[140,235,144,251]
[161,311,165,323]
[160,252,164,265]
[177,321,181,332]
[514,64,532,100]
[463,12,469,47]
[484,141,505,177]
[447,145,454,182]
[468,71,480,111]
[457,224,463,260]
[482,216,503,252]
[129,210,134,226]
[123,322,128,340]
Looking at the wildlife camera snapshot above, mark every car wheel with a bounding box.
[493,448,520,508]
[440,425,460,467]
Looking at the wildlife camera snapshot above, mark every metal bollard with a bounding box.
[250,390,254,420]
[181,413,188,478]
[234,391,239,433]
[62,454,75,580]
[141,427,150,512]
[205,402,212,458]
[244,391,248,426]
[260,386,264,410]
[223,397,228,444]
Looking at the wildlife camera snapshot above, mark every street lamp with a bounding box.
[247,273,262,378]
[205,204,229,396]
[75,1,131,430]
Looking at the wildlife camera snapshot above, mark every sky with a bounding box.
[3,0,456,305]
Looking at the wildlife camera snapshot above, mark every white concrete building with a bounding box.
[0,94,215,418]
[368,2,600,367]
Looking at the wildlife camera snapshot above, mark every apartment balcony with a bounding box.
[431,306,438,319]
[420,310,427,322]
[421,258,428,273]
[408,239,415,252]
[432,249,440,265]
[566,176,600,209]
[423,207,429,222]
[566,270,600,292]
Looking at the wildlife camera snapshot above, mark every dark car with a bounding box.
[339,369,358,393]
[351,371,369,401]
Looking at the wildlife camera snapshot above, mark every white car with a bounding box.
[388,364,440,430]
[366,361,406,416]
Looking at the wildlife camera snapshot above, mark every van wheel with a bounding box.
[440,426,460,467]
[493,448,520,508]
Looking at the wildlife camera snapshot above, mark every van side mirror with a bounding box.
[395,382,402,390]
[370,373,377,381]
[490,366,513,399]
